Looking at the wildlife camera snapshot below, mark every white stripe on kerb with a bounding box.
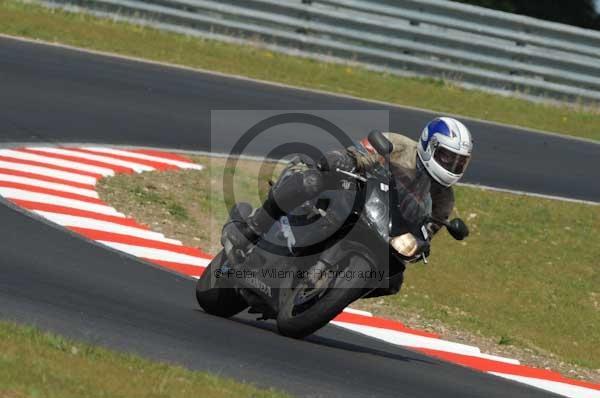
[489,372,600,398]
[33,211,182,245]
[0,173,99,198]
[83,147,204,170]
[342,307,373,317]
[0,160,97,185]
[476,352,520,365]
[0,149,114,176]
[29,147,155,173]
[0,188,122,216]
[98,241,210,267]
[331,321,520,365]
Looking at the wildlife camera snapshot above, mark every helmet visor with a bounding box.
[434,146,470,175]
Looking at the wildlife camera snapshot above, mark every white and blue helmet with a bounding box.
[417,117,473,187]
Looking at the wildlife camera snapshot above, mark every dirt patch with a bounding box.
[0,391,28,398]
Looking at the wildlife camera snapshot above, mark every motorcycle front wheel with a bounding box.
[276,255,372,339]
[195,251,248,318]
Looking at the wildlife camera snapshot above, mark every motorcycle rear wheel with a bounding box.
[277,256,371,339]
[195,251,248,318]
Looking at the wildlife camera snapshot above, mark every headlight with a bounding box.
[365,192,386,223]
[391,233,418,257]
[364,191,389,239]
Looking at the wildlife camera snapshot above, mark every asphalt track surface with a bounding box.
[0,35,593,397]
[1,37,599,202]
[0,201,562,398]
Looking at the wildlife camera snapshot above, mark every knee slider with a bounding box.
[302,169,323,196]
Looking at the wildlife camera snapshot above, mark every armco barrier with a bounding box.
[43,0,600,102]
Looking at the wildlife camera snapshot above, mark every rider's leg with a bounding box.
[222,167,323,262]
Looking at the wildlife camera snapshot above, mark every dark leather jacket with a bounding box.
[318,133,455,236]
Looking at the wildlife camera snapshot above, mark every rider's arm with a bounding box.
[316,149,357,172]
[430,183,455,235]
[317,146,381,175]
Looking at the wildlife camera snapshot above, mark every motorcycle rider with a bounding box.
[222,117,473,280]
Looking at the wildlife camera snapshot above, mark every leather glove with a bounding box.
[347,147,380,172]
[317,150,356,172]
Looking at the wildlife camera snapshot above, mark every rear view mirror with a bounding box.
[447,218,469,241]
[368,130,393,156]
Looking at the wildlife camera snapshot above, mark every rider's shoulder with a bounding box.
[382,132,418,152]
[381,132,418,169]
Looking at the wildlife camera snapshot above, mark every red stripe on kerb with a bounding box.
[131,149,195,163]
[20,148,134,174]
[71,227,212,258]
[333,311,440,339]
[0,181,105,204]
[68,148,177,171]
[416,348,600,390]
[0,168,96,190]
[0,155,102,179]
[142,258,206,277]
[10,200,146,228]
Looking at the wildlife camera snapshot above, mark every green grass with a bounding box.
[0,321,289,398]
[498,335,514,346]
[1,0,600,141]
[382,186,600,369]
[98,156,600,371]
[131,184,189,221]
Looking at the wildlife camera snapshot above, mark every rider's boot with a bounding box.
[221,202,276,264]
[221,167,324,264]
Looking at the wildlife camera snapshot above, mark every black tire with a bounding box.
[196,252,248,318]
[277,256,372,339]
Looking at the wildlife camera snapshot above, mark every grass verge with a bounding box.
[97,156,600,381]
[0,321,288,398]
[1,0,599,141]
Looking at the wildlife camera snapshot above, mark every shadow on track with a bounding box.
[194,309,435,366]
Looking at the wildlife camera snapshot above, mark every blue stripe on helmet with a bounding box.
[421,119,451,150]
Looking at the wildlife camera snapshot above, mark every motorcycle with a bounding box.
[196,131,469,338]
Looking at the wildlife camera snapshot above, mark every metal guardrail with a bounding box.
[44,0,600,103]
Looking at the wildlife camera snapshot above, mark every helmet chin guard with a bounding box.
[417,117,473,187]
